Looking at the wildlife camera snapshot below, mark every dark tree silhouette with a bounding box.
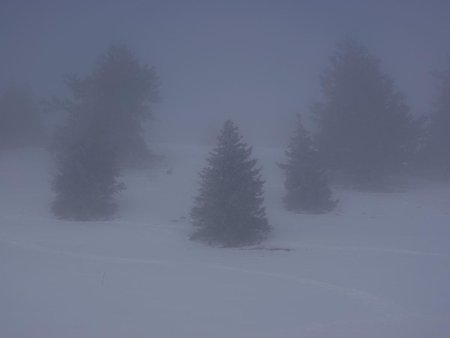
[279,116,337,213]
[191,120,270,247]
[58,42,159,168]
[314,38,418,188]
[51,42,160,220]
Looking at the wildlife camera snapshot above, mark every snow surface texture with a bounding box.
[1,145,450,338]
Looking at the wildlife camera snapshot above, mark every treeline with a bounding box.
[2,38,450,247]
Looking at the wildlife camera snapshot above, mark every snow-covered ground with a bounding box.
[1,145,450,338]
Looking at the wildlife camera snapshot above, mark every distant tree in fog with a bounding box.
[0,84,43,148]
[279,115,337,213]
[53,42,159,168]
[52,42,160,220]
[191,120,270,247]
[51,77,125,220]
[314,38,419,188]
[425,59,450,177]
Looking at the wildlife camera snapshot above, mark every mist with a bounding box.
[2,0,450,145]
[2,1,450,337]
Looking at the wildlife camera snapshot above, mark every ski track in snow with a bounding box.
[2,239,406,318]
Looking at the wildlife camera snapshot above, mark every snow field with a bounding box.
[1,145,449,337]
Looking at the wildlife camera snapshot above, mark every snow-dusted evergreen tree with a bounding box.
[191,120,270,247]
[279,116,337,213]
[314,38,418,188]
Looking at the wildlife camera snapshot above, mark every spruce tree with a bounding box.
[191,120,270,247]
[279,116,337,213]
[51,43,154,220]
[51,42,160,220]
[59,42,159,168]
[314,38,418,188]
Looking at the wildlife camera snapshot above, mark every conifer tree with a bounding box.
[314,38,418,188]
[191,120,270,247]
[279,116,337,213]
[58,42,159,168]
[51,43,154,220]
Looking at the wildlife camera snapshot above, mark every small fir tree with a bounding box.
[279,116,337,213]
[191,120,270,247]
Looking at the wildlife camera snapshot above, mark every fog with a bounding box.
[2,0,450,145]
[2,1,450,337]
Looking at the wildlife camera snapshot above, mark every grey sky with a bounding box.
[1,0,449,145]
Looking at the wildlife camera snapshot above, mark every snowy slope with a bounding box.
[1,145,450,338]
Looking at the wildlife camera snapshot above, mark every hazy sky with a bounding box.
[1,0,449,145]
